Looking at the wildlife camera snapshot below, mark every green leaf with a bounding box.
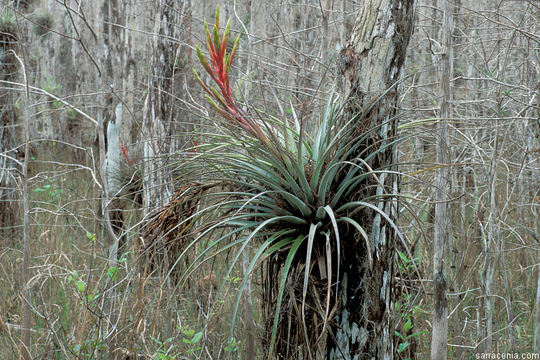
[214,4,220,30]
[315,206,326,220]
[269,234,305,358]
[76,280,86,293]
[228,231,296,353]
[323,205,341,295]
[229,34,241,64]
[149,335,163,345]
[119,251,129,263]
[403,318,412,333]
[191,331,203,344]
[34,188,44,194]
[405,330,428,340]
[302,223,320,324]
[107,267,118,281]
[317,161,342,202]
[213,24,220,50]
[397,341,410,353]
[397,249,409,263]
[222,19,231,55]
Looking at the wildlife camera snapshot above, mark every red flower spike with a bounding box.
[194,6,282,158]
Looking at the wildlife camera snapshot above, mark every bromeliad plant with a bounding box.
[184,6,401,358]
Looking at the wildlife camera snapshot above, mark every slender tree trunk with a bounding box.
[239,3,256,358]
[14,49,32,360]
[97,1,131,356]
[330,0,416,358]
[0,15,19,233]
[483,126,499,354]
[535,267,540,353]
[535,81,540,355]
[431,0,452,358]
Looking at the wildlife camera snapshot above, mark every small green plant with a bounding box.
[227,276,241,285]
[394,249,425,358]
[67,270,102,306]
[71,337,106,358]
[106,266,118,281]
[396,249,421,271]
[395,316,413,355]
[34,181,62,202]
[182,328,203,354]
[150,335,180,360]
[86,231,96,242]
[67,271,86,293]
[224,337,240,353]
[395,291,427,359]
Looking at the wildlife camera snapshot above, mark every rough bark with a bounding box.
[240,4,256,358]
[330,0,416,359]
[96,1,135,356]
[0,6,19,236]
[16,50,32,360]
[431,0,452,358]
[142,0,181,212]
[535,81,540,355]
[534,271,540,353]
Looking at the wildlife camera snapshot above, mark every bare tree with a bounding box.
[536,265,540,353]
[431,0,452,358]
[142,0,181,213]
[533,80,540,356]
[0,6,18,232]
[12,48,31,360]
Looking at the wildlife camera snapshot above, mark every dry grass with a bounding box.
[0,144,258,359]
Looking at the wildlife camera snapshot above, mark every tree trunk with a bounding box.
[240,4,256,358]
[535,268,540,353]
[431,0,452,358]
[142,0,183,212]
[330,0,416,359]
[535,81,540,355]
[15,50,32,360]
[93,0,140,356]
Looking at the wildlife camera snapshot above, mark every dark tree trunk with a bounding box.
[329,1,416,359]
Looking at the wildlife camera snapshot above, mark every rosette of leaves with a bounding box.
[181,6,402,358]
